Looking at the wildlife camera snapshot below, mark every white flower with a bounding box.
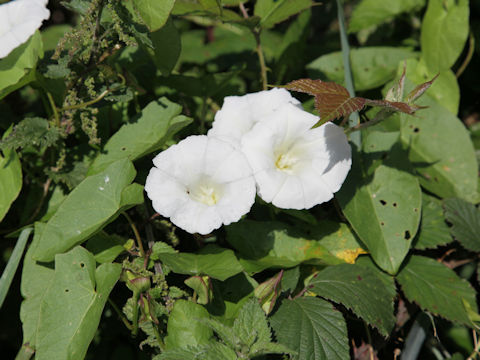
[241,103,352,210]
[208,88,300,148]
[0,0,50,59]
[145,135,256,235]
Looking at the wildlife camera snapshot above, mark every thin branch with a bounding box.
[46,92,60,127]
[108,297,133,330]
[456,31,475,78]
[254,31,268,91]
[123,212,146,258]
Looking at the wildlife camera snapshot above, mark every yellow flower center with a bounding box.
[275,152,299,172]
[188,179,223,206]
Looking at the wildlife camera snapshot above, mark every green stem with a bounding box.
[47,92,60,127]
[122,212,145,258]
[152,324,166,351]
[131,291,140,337]
[456,31,475,78]
[60,74,125,112]
[254,31,268,90]
[107,297,133,331]
[335,0,361,147]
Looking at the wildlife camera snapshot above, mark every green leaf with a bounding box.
[0,228,32,308]
[226,220,343,274]
[399,93,478,201]
[0,31,43,99]
[307,47,416,91]
[233,299,271,348]
[19,234,55,348]
[131,0,176,32]
[35,246,121,360]
[270,297,349,360]
[420,0,469,72]
[157,245,243,281]
[309,264,395,336]
[164,300,213,350]
[88,98,191,175]
[337,148,422,274]
[254,0,313,29]
[30,159,143,262]
[0,127,22,222]
[443,198,480,252]
[149,18,181,75]
[155,343,237,360]
[354,256,397,300]
[0,117,60,151]
[349,0,425,33]
[85,232,128,263]
[397,255,477,325]
[414,194,452,250]
[401,58,460,114]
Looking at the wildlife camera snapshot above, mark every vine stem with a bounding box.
[122,212,145,258]
[335,0,360,147]
[456,31,475,78]
[240,3,268,90]
[60,74,126,112]
[131,291,140,337]
[254,31,268,90]
[107,297,133,331]
[47,92,60,127]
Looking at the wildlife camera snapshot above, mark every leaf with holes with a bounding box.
[443,198,480,252]
[35,246,121,360]
[399,89,478,201]
[337,148,422,275]
[270,297,349,360]
[285,79,366,125]
[414,194,452,250]
[397,255,477,325]
[309,264,395,336]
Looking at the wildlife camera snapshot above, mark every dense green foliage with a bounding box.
[1,0,480,359]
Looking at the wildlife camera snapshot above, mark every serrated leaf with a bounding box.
[88,98,191,175]
[405,74,438,104]
[414,194,452,250]
[0,127,22,222]
[0,31,43,99]
[270,297,349,360]
[233,299,271,348]
[307,47,416,91]
[349,0,425,33]
[364,99,423,114]
[30,159,143,262]
[131,0,176,32]
[420,0,469,72]
[155,343,237,360]
[35,246,121,360]
[0,117,60,151]
[309,264,395,336]
[157,245,243,281]
[443,198,480,252]
[285,79,366,125]
[164,300,212,350]
[397,255,477,325]
[226,220,343,274]
[201,318,237,349]
[337,148,422,275]
[254,0,313,29]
